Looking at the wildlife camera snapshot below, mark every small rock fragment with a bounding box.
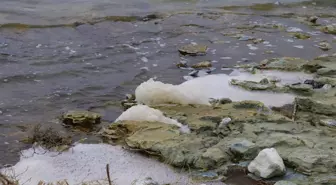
[178,44,207,56]
[230,140,258,160]
[293,32,310,39]
[192,61,212,69]
[317,41,332,51]
[248,148,286,178]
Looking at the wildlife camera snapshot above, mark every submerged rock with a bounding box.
[317,41,332,51]
[62,110,101,127]
[192,61,212,69]
[178,44,207,56]
[248,148,286,178]
[230,79,277,91]
[293,32,311,40]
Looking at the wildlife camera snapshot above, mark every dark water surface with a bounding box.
[0,0,336,165]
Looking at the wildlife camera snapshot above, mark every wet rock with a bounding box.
[313,175,336,185]
[320,119,336,127]
[62,110,101,127]
[303,79,325,89]
[195,147,229,169]
[307,16,318,24]
[303,56,336,74]
[293,32,311,40]
[313,77,336,87]
[295,97,336,116]
[287,84,313,95]
[252,38,264,44]
[176,60,188,68]
[248,148,286,179]
[317,68,336,77]
[282,148,336,174]
[192,61,212,69]
[230,79,277,91]
[321,24,336,34]
[233,100,267,110]
[238,35,254,41]
[229,140,259,160]
[274,180,297,185]
[134,177,159,185]
[178,44,207,56]
[317,41,332,51]
[219,98,233,104]
[258,57,308,71]
[121,94,137,110]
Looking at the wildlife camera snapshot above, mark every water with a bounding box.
[1,0,336,165]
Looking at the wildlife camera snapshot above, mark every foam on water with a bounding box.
[116,104,190,133]
[135,70,313,107]
[1,144,198,185]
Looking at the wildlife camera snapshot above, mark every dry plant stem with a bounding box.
[106,164,112,185]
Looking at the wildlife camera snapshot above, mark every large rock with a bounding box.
[248,148,286,178]
[62,110,101,127]
[258,57,308,71]
[178,44,207,56]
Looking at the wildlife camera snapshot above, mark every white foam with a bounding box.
[1,144,195,185]
[135,70,313,107]
[116,104,190,133]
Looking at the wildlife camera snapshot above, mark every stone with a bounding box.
[192,61,212,69]
[274,180,297,185]
[219,98,232,104]
[258,57,308,71]
[134,177,159,185]
[317,42,332,51]
[293,32,310,40]
[62,110,101,127]
[321,24,336,34]
[230,79,277,91]
[191,171,220,182]
[195,147,229,169]
[218,117,231,128]
[287,84,313,95]
[178,44,207,56]
[248,148,286,178]
[307,16,318,24]
[229,140,259,160]
[295,97,336,116]
[176,60,188,68]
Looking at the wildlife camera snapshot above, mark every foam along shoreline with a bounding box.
[1,144,201,185]
[135,69,313,107]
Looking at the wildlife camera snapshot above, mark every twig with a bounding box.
[106,164,112,185]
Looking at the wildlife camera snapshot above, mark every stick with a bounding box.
[106,164,112,185]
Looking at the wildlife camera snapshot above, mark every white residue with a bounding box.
[116,104,190,133]
[135,70,310,107]
[247,44,258,50]
[220,57,232,60]
[141,57,149,63]
[294,45,304,49]
[1,144,195,185]
[36,44,42,48]
[287,27,303,33]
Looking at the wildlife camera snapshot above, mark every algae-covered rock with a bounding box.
[230,79,277,91]
[314,77,336,87]
[248,148,286,178]
[295,97,336,116]
[233,100,267,110]
[194,147,229,169]
[307,16,318,24]
[192,61,212,69]
[293,32,311,40]
[229,140,259,160]
[321,24,336,34]
[62,110,101,127]
[178,44,207,56]
[258,57,308,71]
[287,84,313,95]
[303,55,336,76]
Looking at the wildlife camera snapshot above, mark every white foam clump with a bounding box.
[116,104,190,133]
[135,70,313,107]
[0,144,195,185]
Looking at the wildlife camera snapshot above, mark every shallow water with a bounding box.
[1,0,336,166]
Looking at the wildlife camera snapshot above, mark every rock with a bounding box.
[62,110,101,127]
[192,61,212,69]
[274,180,297,185]
[219,98,232,104]
[195,147,229,169]
[314,77,336,87]
[317,68,336,77]
[313,175,336,185]
[287,84,313,95]
[320,119,336,127]
[229,140,259,160]
[233,100,267,110]
[191,171,220,182]
[321,24,336,34]
[134,177,159,185]
[125,94,136,100]
[238,35,254,41]
[178,44,207,56]
[317,42,332,51]
[303,79,325,89]
[230,79,277,91]
[307,16,318,24]
[258,57,308,71]
[295,97,336,116]
[293,32,310,40]
[252,38,264,44]
[176,60,188,68]
[248,148,286,178]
